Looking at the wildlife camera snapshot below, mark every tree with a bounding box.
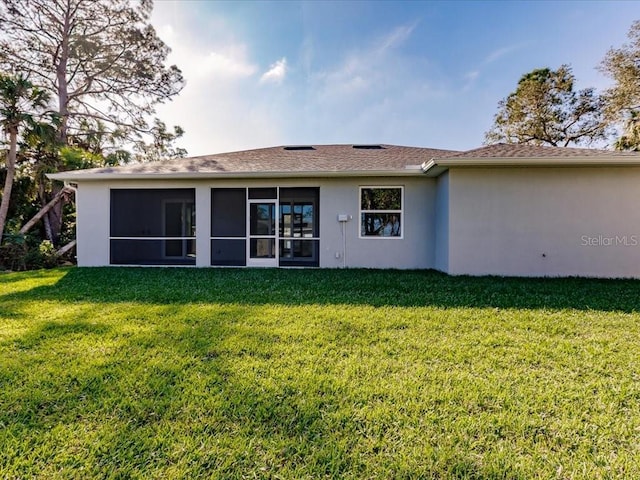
[132,119,188,163]
[613,111,640,151]
[600,20,640,150]
[0,73,49,244]
[0,0,184,148]
[0,0,186,243]
[485,65,609,147]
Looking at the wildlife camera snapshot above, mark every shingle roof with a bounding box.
[419,142,640,177]
[440,143,640,159]
[48,142,640,181]
[62,144,461,176]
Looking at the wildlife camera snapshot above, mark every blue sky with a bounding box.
[151,0,639,156]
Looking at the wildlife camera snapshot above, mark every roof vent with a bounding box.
[283,145,315,151]
[352,144,384,149]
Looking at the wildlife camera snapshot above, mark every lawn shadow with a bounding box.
[1,307,359,477]
[3,267,640,476]
[1,266,639,313]
[10,320,112,350]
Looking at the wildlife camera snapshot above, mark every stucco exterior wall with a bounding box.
[447,167,640,278]
[319,177,436,269]
[76,182,110,267]
[74,176,437,269]
[434,171,449,273]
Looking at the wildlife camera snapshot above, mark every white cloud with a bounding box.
[375,22,418,53]
[151,2,284,156]
[297,22,452,147]
[462,70,480,91]
[149,8,452,156]
[200,48,257,79]
[461,43,528,90]
[465,70,480,82]
[158,23,257,81]
[484,43,527,65]
[300,36,314,77]
[260,58,287,85]
[311,22,443,104]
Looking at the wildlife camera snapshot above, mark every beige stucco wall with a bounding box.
[447,167,640,278]
[319,177,436,269]
[434,171,449,273]
[76,181,110,267]
[74,176,437,269]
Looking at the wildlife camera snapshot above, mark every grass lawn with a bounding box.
[1,267,640,479]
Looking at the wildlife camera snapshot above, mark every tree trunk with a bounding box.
[19,187,72,235]
[0,128,18,244]
[43,213,53,242]
[42,4,72,244]
[56,2,71,145]
[56,239,76,256]
[45,183,64,244]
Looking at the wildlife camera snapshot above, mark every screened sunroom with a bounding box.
[110,188,196,265]
[211,187,319,268]
[108,186,319,267]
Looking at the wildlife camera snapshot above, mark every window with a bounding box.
[352,144,384,149]
[359,186,403,238]
[283,146,315,151]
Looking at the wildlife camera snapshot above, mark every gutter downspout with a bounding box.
[63,181,78,193]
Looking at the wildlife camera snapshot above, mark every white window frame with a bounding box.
[358,186,404,239]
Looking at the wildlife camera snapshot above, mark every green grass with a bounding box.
[2,267,640,479]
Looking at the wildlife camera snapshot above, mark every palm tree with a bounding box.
[0,73,49,244]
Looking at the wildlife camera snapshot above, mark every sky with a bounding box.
[150,0,640,156]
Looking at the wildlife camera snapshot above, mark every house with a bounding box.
[48,143,640,278]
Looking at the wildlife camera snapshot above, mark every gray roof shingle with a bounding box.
[440,143,640,159]
[67,144,461,176]
[49,143,640,181]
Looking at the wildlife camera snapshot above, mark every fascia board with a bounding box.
[47,168,425,182]
[422,156,640,177]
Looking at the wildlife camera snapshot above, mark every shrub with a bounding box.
[0,235,62,271]
[0,233,28,271]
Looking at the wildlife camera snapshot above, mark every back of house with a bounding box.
[49,143,640,278]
